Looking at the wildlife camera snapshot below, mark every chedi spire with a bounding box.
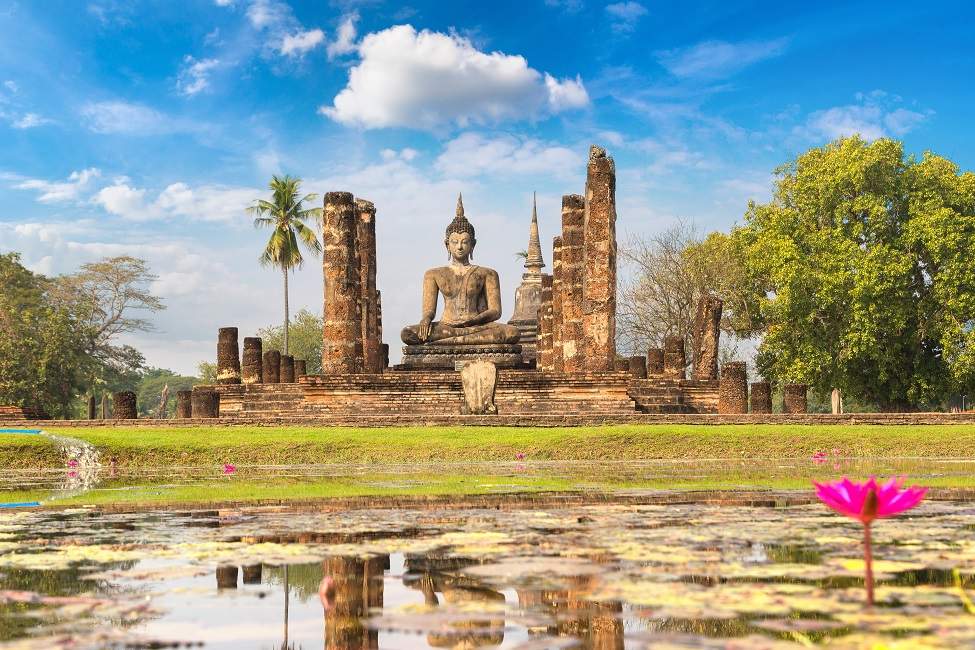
[524,192,545,273]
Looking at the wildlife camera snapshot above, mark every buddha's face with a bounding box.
[446,232,474,262]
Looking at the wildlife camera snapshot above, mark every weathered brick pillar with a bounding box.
[294,359,307,380]
[663,336,685,379]
[615,358,629,371]
[784,383,809,414]
[380,343,389,369]
[750,381,772,414]
[323,191,363,374]
[551,236,564,372]
[376,290,384,350]
[242,337,263,384]
[647,348,664,376]
[175,390,192,418]
[216,327,241,384]
[718,362,748,414]
[560,194,585,373]
[191,387,219,418]
[538,274,554,372]
[628,355,647,379]
[113,391,136,419]
[356,199,381,374]
[100,393,109,419]
[86,395,96,420]
[581,145,617,372]
[280,355,295,383]
[692,296,723,380]
[262,350,280,384]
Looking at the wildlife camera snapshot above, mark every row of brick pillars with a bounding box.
[216,327,308,385]
[717,363,809,414]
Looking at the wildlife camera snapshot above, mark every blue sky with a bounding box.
[1,0,972,374]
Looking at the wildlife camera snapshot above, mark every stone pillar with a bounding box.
[628,356,647,379]
[86,395,96,420]
[242,337,263,384]
[112,391,136,419]
[175,390,192,418]
[663,336,685,379]
[691,296,723,380]
[294,359,307,380]
[280,355,295,383]
[551,236,564,373]
[718,362,748,414]
[262,350,280,384]
[100,393,109,419]
[614,358,629,371]
[560,194,586,373]
[784,384,809,414]
[538,274,554,372]
[216,327,241,384]
[581,145,617,372]
[380,343,389,370]
[750,381,772,414]
[191,388,220,418]
[356,199,381,374]
[322,191,363,375]
[646,348,664,376]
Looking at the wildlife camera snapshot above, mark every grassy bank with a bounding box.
[4,424,975,469]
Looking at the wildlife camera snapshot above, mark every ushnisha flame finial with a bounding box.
[456,192,464,217]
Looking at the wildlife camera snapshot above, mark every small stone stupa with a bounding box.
[508,193,545,365]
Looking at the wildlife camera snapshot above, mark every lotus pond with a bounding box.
[1,455,975,648]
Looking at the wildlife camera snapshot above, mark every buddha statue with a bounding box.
[400,195,522,350]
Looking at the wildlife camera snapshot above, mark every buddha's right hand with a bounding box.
[417,317,433,342]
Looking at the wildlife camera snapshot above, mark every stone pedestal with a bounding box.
[750,381,772,414]
[113,391,136,420]
[663,336,686,379]
[399,344,523,370]
[175,390,192,419]
[217,327,241,384]
[784,383,809,414]
[647,348,664,376]
[718,362,747,414]
[581,145,617,371]
[262,350,280,384]
[242,337,263,384]
[628,356,647,379]
[280,355,295,383]
[559,194,585,373]
[191,388,220,418]
[692,296,722,380]
[460,360,498,415]
[323,191,363,374]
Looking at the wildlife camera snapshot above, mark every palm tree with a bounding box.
[249,175,322,356]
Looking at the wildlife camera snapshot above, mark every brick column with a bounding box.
[538,274,554,372]
[692,296,723,380]
[216,327,241,384]
[718,362,748,414]
[113,391,136,419]
[280,355,295,383]
[750,381,772,414]
[262,350,280,384]
[191,388,219,418]
[175,390,192,418]
[663,336,685,379]
[551,236,564,373]
[628,355,647,378]
[647,348,664,376]
[784,384,809,413]
[242,337,263,384]
[581,146,617,371]
[294,359,307,380]
[560,194,585,373]
[356,199,381,374]
[322,191,363,374]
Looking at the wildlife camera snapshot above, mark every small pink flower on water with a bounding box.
[67,459,79,468]
[811,451,828,464]
[223,463,236,475]
[515,452,526,461]
[814,476,927,525]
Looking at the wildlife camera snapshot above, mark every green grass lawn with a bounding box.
[4,424,975,468]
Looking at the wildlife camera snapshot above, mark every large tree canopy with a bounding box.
[734,136,975,410]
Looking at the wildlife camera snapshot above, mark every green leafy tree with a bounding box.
[257,308,323,374]
[136,368,197,417]
[734,136,975,410]
[249,175,322,356]
[197,361,217,384]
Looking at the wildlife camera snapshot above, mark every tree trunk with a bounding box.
[283,265,290,356]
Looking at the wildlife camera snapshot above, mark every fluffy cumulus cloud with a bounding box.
[435,133,582,179]
[92,180,259,222]
[320,25,589,130]
[9,168,101,203]
[605,2,648,33]
[177,56,220,96]
[656,38,788,79]
[803,91,931,141]
[326,12,358,60]
[280,28,325,56]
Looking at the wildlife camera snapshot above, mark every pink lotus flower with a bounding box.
[515,452,526,461]
[811,451,828,464]
[814,476,927,606]
[67,459,79,468]
[223,463,236,475]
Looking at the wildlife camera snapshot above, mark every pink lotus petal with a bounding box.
[223,463,236,475]
[814,476,926,523]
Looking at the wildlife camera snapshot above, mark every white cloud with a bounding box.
[326,13,358,60]
[803,92,931,142]
[214,0,234,6]
[656,38,788,79]
[12,112,52,129]
[605,2,647,33]
[279,28,325,56]
[92,182,152,218]
[3,80,17,93]
[177,56,220,96]
[91,179,259,222]
[545,0,584,12]
[320,25,589,129]
[12,168,101,203]
[246,0,289,29]
[435,132,582,179]
[80,101,173,134]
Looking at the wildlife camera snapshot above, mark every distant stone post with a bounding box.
[581,146,618,372]
[538,274,554,372]
[191,388,220,418]
[691,296,723,380]
[262,350,281,384]
[560,194,586,373]
[175,390,193,418]
[294,359,307,380]
[718,362,748,414]
[356,199,382,374]
[242,337,263,384]
[663,336,686,379]
[551,236,564,372]
[784,384,809,414]
[100,393,109,419]
[750,382,772,414]
[86,395,96,420]
[280,355,295,383]
[216,327,241,384]
[113,391,137,420]
[322,191,363,374]
[628,356,647,379]
[646,348,664,376]
[157,384,169,419]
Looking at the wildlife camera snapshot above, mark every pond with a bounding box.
[1,460,974,649]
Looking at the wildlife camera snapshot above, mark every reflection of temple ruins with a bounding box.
[192,144,746,421]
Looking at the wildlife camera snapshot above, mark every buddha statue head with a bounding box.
[445,193,476,261]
